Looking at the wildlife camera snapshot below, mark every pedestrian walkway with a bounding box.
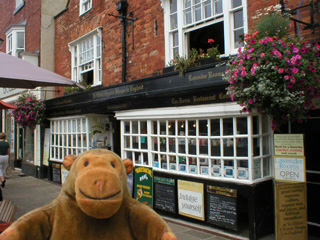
[1,169,246,240]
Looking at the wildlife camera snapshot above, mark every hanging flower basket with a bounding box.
[13,94,46,130]
[223,32,320,130]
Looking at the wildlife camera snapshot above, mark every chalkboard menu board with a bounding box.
[154,177,176,213]
[206,185,237,230]
[52,163,61,184]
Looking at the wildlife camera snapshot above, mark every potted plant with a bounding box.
[224,6,320,130]
[13,93,46,130]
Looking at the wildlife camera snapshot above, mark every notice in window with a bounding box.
[275,183,308,240]
[274,134,304,156]
[178,180,204,221]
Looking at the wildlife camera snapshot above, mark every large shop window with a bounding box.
[69,28,102,87]
[117,104,272,183]
[49,115,113,162]
[5,25,25,58]
[163,0,246,62]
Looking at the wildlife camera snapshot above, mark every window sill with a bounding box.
[13,1,25,15]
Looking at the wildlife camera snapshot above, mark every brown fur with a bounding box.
[0,149,177,240]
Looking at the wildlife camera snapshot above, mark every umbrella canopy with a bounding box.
[0,100,17,109]
[0,52,84,89]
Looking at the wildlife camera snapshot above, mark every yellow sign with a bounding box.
[178,180,204,221]
[274,134,304,156]
[275,183,308,240]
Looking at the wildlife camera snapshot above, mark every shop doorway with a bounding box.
[293,118,320,237]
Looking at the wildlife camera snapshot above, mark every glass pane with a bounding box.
[215,0,222,14]
[211,119,220,136]
[234,29,244,48]
[124,136,130,148]
[170,0,177,13]
[168,121,176,135]
[160,121,166,135]
[124,121,130,133]
[82,118,86,132]
[169,138,175,152]
[132,136,138,149]
[224,160,234,178]
[234,10,243,29]
[223,139,234,156]
[178,121,185,135]
[263,136,269,155]
[184,0,191,8]
[194,5,202,22]
[263,158,271,176]
[152,121,158,135]
[184,9,192,25]
[212,159,221,176]
[237,117,247,134]
[252,116,259,134]
[188,120,196,136]
[132,121,138,134]
[223,118,233,135]
[170,13,178,30]
[236,138,248,156]
[152,137,159,151]
[161,155,167,169]
[173,32,179,47]
[141,136,147,149]
[140,121,147,134]
[204,1,212,18]
[232,0,242,8]
[253,159,262,179]
[153,154,160,168]
[253,137,260,156]
[200,158,209,175]
[178,138,186,153]
[199,142,208,155]
[199,120,208,136]
[188,138,196,154]
[17,32,25,48]
[211,139,221,156]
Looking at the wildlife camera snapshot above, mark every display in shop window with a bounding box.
[212,165,221,177]
[237,168,248,179]
[224,166,234,178]
[169,163,176,171]
[179,164,186,172]
[200,166,209,175]
[189,165,197,174]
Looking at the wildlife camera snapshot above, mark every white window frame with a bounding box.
[5,25,25,58]
[15,0,24,9]
[162,0,248,64]
[116,103,273,184]
[80,0,92,15]
[68,27,102,86]
[49,116,90,162]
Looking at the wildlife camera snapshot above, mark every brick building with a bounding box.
[44,0,319,239]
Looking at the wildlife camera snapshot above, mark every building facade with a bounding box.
[45,0,319,239]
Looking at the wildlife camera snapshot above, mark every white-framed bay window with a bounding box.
[80,0,92,15]
[69,27,102,87]
[162,0,247,63]
[49,116,90,162]
[116,103,273,184]
[5,25,25,58]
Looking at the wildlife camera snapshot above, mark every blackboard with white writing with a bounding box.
[52,163,61,184]
[206,185,238,230]
[154,177,176,213]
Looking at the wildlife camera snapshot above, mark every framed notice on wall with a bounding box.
[178,180,204,221]
[274,134,304,156]
[274,156,306,182]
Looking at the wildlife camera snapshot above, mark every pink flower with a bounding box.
[278,68,284,74]
[248,99,253,104]
[241,71,247,77]
[260,53,265,58]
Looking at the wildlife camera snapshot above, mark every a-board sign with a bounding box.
[154,176,176,213]
[178,180,204,221]
[134,166,153,207]
[274,134,304,156]
[275,183,308,240]
[274,156,306,182]
[52,163,61,184]
[206,185,238,230]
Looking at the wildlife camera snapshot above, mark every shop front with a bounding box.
[45,62,274,239]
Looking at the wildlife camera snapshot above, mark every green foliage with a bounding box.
[256,13,290,39]
[64,82,92,93]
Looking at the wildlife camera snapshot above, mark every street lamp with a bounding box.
[0,38,4,50]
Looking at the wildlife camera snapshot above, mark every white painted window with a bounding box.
[80,0,92,15]
[163,0,247,63]
[69,28,102,86]
[116,103,272,184]
[5,26,25,58]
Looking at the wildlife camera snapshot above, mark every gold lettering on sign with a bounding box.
[188,74,208,82]
[130,84,144,93]
[193,95,217,103]
[208,71,224,79]
[219,92,228,100]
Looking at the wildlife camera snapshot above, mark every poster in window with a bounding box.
[134,166,153,208]
[178,180,204,221]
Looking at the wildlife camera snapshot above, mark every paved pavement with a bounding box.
[1,169,251,240]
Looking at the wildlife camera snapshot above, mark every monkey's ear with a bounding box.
[123,159,133,175]
[63,155,78,171]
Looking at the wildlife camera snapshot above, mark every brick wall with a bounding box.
[0,0,41,54]
[248,0,320,43]
[55,0,164,96]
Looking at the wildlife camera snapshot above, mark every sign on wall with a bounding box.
[274,156,306,182]
[274,134,304,156]
[134,166,153,208]
[154,176,176,213]
[178,180,204,221]
[275,183,308,240]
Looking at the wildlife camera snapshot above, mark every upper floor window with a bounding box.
[163,0,247,63]
[80,0,92,15]
[69,28,102,86]
[5,25,25,58]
